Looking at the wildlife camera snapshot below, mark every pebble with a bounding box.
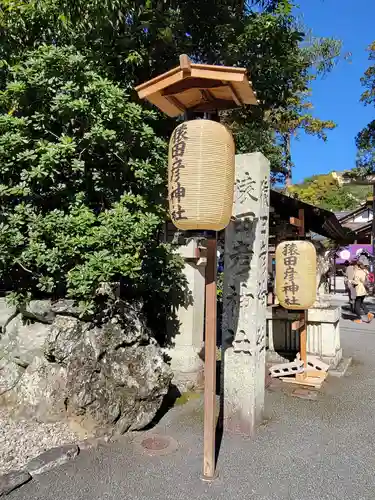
[0,409,81,475]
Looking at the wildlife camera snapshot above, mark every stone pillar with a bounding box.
[166,239,206,392]
[222,152,270,435]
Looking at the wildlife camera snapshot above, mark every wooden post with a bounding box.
[297,208,305,237]
[299,312,307,371]
[290,210,307,376]
[372,185,375,287]
[202,236,217,480]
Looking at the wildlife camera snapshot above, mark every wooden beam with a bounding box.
[192,62,247,74]
[200,89,215,102]
[191,98,239,112]
[291,318,305,331]
[190,67,245,83]
[147,92,181,117]
[290,217,303,227]
[298,208,305,237]
[290,209,305,237]
[136,70,183,99]
[161,78,224,96]
[165,94,186,112]
[228,83,242,106]
[179,54,192,76]
[300,316,307,371]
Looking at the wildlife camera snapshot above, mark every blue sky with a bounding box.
[291,0,374,183]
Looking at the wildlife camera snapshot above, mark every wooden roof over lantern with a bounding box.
[135,55,258,117]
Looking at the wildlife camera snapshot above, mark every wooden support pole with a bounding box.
[299,311,307,371]
[202,236,217,480]
[298,208,305,237]
[290,209,308,377]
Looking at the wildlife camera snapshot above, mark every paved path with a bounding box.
[9,298,375,500]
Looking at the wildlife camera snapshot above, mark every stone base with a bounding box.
[321,348,343,368]
[307,307,342,368]
[266,306,343,369]
[328,357,352,377]
[164,346,204,392]
[223,347,265,435]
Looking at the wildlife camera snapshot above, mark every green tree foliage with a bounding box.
[288,173,369,211]
[0,0,342,326]
[0,45,185,330]
[0,0,340,179]
[355,41,375,175]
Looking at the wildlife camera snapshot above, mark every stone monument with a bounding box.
[222,152,270,435]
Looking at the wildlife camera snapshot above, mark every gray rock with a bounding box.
[10,304,172,434]
[49,300,79,316]
[9,357,67,418]
[0,314,50,368]
[0,470,31,496]
[58,313,172,433]
[66,341,171,433]
[0,299,17,336]
[26,444,79,476]
[0,359,25,395]
[76,436,110,451]
[26,300,55,323]
[45,318,89,365]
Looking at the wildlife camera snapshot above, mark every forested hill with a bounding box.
[286,172,371,212]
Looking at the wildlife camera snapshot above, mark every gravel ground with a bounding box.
[0,409,82,475]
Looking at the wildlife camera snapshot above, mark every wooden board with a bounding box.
[280,376,325,389]
[280,369,327,389]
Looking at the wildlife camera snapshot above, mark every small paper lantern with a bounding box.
[275,241,317,310]
[168,120,235,231]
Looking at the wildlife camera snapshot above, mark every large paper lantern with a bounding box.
[168,120,235,231]
[275,241,317,310]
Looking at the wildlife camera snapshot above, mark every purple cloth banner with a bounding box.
[336,244,373,264]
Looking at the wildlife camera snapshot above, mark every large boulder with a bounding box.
[6,305,172,434]
[0,299,52,367]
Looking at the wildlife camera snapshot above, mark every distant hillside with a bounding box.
[287,172,371,212]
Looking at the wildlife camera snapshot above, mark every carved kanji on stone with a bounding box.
[223,154,270,356]
[235,171,257,204]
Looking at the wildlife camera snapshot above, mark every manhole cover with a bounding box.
[141,436,170,450]
[135,433,178,456]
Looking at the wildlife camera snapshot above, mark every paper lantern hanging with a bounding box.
[275,240,317,310]
[168,119,235,231]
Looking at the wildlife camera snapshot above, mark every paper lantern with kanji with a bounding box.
[168,120,235,231]
[275,241,317,310]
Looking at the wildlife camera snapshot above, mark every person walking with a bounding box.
[344,260,355,312]
[352,261,374,324]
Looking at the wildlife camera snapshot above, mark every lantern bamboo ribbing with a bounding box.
[168,120,235,231]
